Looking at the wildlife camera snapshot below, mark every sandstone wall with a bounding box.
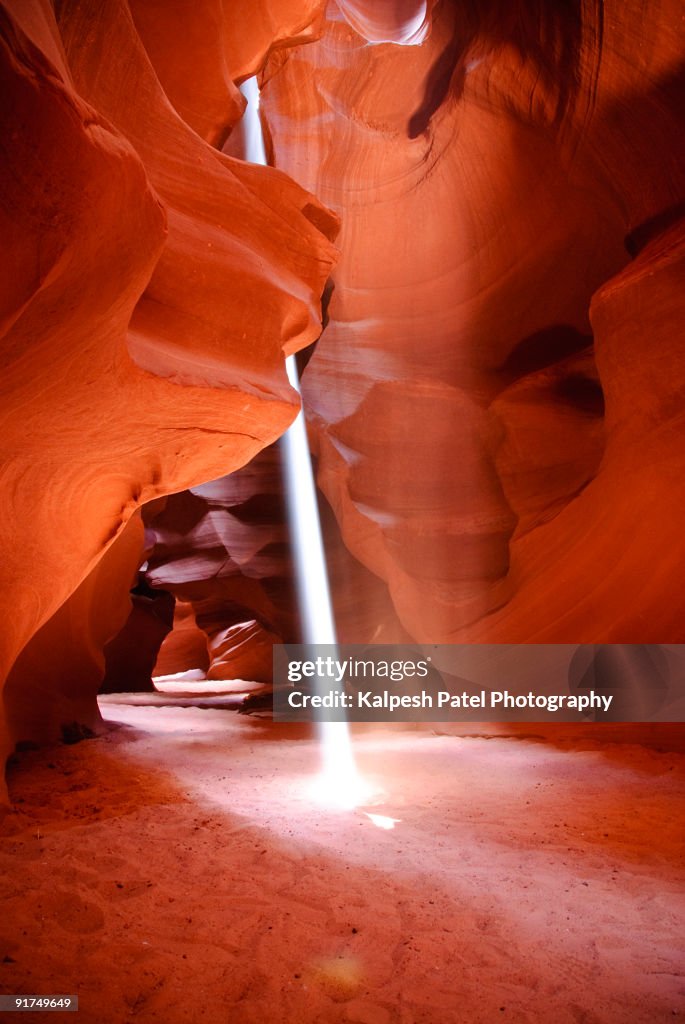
[260,0,685,642]
[0,0,336,770]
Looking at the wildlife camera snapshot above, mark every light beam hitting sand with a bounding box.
[241,78,369,809]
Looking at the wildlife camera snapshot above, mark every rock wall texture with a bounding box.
[2,0,684,782]
[147,440,411,680]
[100,576,175,694]
[4,514,145,746]
[0,0,337,769]
[152,600,210,678]
[259,0,685,643]
[146,446,297,681]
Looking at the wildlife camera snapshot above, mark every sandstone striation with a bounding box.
[0,0,337,770]
[152,600,210,679]
[1,0,684,787]
[4,515,145,745]
[261,0,685,643]
[146,446,296,680]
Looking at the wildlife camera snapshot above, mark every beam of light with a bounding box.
[281,356,338,650]
[282,358,373,810]
[239,78,369,809]
[238,77,267,164]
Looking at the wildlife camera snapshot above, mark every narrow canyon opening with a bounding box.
[1,2,684,1023]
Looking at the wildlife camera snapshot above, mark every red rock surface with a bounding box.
[152,600,210,678]
[147,441,411,676]
[146,446,296,679]
[206,619,281,683]
[100,577,175,694]
[0,0,337,768]
[335,0,433,45]
[4,515,145,746]
[128,0,327,148]
[261,0,685,643]
[1,0,684,782]
[484,222,685,642]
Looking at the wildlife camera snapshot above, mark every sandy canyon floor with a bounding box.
[0,698,683,1023]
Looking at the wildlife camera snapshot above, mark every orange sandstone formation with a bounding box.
[206,620,281,683]
[100,576,175,693]
[146,447,296,680]
[147,440,410,680]
[1,0,684,787]
[128,0,327,147]
[152,600,210,679]
[0,0,337,773]
[4,515,145,746]
[260,0,685,643]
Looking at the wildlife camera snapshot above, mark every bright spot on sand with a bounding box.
[306,772,376,812]
[365,813,401,830]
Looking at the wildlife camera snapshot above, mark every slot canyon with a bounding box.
[0,1,684,1022]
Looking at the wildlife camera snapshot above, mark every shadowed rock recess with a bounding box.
[1,0,684,774]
